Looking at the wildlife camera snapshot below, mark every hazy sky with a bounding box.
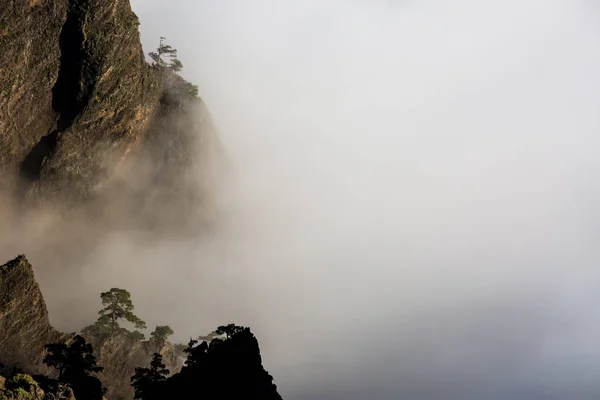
[118,1,600,398]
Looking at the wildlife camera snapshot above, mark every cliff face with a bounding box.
[0,256,183,400]
[0,0,161,205]
[0,255,68,376]
[0,1,224,398]
[0,0,221,280]
[0,0,68,174]
[89,335,183,400]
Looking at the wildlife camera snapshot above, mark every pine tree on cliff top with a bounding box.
[150,325,174,344]
[97,288,146,331]
[131,353,170,400]
[149,37,183,72]
[82,288,146,336]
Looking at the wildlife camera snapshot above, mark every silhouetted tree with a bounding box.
[131,324,282,400]
[43,336,102,377]
[131,353,170,400]
[150,325,174,343]
[82,288,146,337]
[149,37,183,72]
[43,335,105,400]
[181,338,208,368]
[147,37,200,105]
[98,288,146,330]
[216,323,245,339]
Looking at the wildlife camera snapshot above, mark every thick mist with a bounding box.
[4,0,600,398]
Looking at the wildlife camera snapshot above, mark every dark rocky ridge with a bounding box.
[0,255,183,400]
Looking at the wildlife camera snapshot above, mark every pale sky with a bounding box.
[118,1,600,398]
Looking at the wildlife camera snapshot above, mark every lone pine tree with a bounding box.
[82,288,146,337]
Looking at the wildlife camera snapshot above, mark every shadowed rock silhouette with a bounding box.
[43,335,105,400]
[131,324,283,400]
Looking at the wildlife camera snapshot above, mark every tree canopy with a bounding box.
[149,37,183,72]
[131,353,170,400]
[98,288,146,330]
[216,323,246,339]
[150,326,174,343]
[43,335,105,400]
[82,288,146,337]
[43,335,103,378]
[148,37,199,103]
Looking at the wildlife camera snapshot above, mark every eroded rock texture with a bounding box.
[0,255,68,376]
[1,0,162,205]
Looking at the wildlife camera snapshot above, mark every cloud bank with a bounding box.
[5,0,600,398]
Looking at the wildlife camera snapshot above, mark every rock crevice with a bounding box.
[52,0,93,130]
[1,0,164,206]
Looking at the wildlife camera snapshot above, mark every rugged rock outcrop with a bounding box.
[0,1,227,398]
[164,327,283,400]
[0,255,68,377]
[0,0,222,281]
[1,0,162,206]
[0,256,183,400]
[88,335,183,400]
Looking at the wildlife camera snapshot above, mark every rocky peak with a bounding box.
[0,255,68,377]
[0,0,162,205]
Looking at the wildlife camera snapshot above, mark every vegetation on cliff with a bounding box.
[43,335,104,400]
[81,288,147,339]
[0,373,46,400]
[129,324,282,400]
[149,37,199,104]
[0,255,283,399]
[0,0,275,398]
[1,322,280,400]
[149,326,173,344]
[161,324,281,400]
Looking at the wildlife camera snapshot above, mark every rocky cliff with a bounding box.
[88,334,183,400]
[0,0,220,219]
[0,0,221,311]
[0,255,183,400]
[0,255,68,377]
[1,0,162,205]
[0,1,227,398]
